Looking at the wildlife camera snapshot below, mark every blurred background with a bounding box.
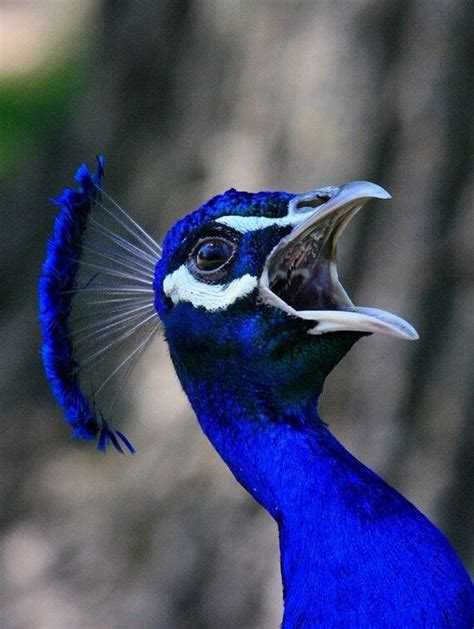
[0,1,472,627]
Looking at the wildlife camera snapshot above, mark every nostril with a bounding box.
[295,193,331,211]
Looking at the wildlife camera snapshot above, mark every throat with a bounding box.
[183,374,392,522]
[169,336,473,626]
[180,376,472,626]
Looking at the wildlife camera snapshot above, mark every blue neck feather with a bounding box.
[174,351,473,626]
[43,161,470,622]
[155,190,473,626]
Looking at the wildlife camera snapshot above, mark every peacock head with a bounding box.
[154,182,418,405]
[40,159,419,451]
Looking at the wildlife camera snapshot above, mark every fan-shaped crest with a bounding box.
[39,157,162,453]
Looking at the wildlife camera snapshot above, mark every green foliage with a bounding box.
[0,55,86,174]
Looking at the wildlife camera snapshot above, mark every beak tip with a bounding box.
[364,182,391,200]
[400,324,419,341]
[340,181,392,202]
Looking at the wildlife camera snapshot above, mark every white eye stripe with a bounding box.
[215,214,301,233]
[214,188,340,233]
[163,264,258,311]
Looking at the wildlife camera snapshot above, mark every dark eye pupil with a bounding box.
[196,240,233,271]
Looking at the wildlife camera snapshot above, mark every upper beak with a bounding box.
[259,181,419,341]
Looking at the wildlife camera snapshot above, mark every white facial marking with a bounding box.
[215,191,337,233]
[215,213,301,233]
[163,264,258,311]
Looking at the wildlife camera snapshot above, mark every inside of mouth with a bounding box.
[267,212,354,312]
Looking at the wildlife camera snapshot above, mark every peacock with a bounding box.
[39,158,473,626]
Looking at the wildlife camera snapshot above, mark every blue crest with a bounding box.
[39,157,161,453]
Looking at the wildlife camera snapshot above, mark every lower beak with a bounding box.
[259,181,418,341]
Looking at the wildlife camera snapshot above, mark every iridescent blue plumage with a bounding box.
[154,185,473,626]
[39,158,139,453]
[40,161,473,624]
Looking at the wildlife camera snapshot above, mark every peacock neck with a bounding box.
[185,380,369,613]
[183,373,376,515]
[179,371,473,626]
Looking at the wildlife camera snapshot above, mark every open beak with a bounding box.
[259,181,418,340]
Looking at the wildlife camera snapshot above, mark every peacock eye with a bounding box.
[193,238,235,272]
